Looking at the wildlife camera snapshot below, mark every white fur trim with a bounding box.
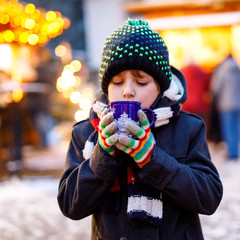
[163,73,184,101]
[83,140,95,160]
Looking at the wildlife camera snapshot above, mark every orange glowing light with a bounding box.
[0,14,10,24]
[0,0,70,45]
[38,33,48,44]
[33,9,41,20]
[56,17,64,26]
[19,32,29,43]
[0,33,4,43]
[46,11,56,21]
[4,30,15,42]
[25,3,35,14]
[12,87,24,103]
[63,18,71,29]
[24,18,35,29]
[13,16,21,26]
[28,34,38,45]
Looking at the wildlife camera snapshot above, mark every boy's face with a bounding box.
[108,70,160,108]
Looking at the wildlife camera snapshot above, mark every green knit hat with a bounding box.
[99,19,172,95]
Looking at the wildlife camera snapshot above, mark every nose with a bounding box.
[122,81,135,99]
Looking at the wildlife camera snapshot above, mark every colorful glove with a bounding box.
[116,110,155,168]
[98,108,118,156]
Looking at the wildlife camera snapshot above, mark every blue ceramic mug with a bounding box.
[109,101,155,137]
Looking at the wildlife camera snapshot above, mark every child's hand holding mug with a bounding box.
[98,108,118,156]
[115,109,155,168]
[108,101,155,167]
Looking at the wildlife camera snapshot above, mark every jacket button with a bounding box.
[120,237,127,240]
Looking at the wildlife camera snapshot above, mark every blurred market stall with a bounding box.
[0,0,70,101]
[0,0,70,178]
[124,0,240,71]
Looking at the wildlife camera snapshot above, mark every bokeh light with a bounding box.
[4,30,15,42]
[57,75,75,92]
[63,64,75,72]
[75,110,88,122]
[55,45,67,57]
[24,18,35,29]
[74,76,81,87]
[81,87,94,101]
[19,32,29,43]
[62,88,74,98]
[0,1,70,45]
[12,87,24,102]
[62,69,73,79]
[56,59,92,122]
[79,97,91,111]
[28,34,38,45]
[25,3,35,14]
[70,60,82,72]
[46,11,56,21]
[70,91,81,104]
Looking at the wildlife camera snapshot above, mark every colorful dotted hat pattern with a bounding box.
[100,19,172,95]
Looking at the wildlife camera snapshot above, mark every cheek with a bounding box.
[141,96,156,108]
[140,85,160,108]
[108,85,121,102]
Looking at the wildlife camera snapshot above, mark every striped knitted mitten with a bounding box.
[116,110,155,168]
[98,108,118,156]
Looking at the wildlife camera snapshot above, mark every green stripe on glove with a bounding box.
[98,108,118,156]
[116,110,155,167]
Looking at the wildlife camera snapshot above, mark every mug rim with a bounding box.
[109,100,141,105]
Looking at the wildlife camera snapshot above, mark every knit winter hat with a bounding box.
[99,19,172,95]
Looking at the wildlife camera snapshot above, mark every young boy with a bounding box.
[58,19,223,240]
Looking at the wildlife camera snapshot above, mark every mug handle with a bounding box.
[141,108,155,127]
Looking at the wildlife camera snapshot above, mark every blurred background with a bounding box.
[0,0,240,239]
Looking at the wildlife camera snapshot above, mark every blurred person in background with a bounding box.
[181,60,211,125]
[58,19,222,240]
[210,54,240,160]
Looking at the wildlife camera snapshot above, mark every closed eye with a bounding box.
[112,81,123,85]
[137,82,148,86]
